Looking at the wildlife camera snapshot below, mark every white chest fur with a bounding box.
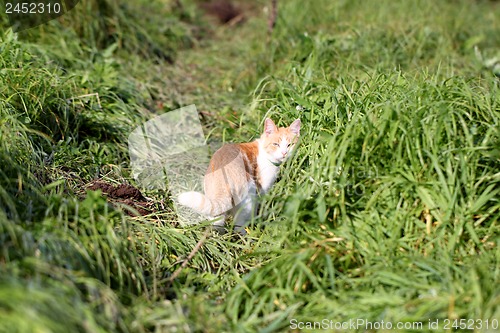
[256,145,279,194]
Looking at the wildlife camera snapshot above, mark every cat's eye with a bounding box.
[273,143,279,147]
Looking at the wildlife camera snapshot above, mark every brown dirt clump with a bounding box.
[199,0,244,24]
[86,180,151,216]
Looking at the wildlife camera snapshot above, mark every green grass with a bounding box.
[1,0,499,332]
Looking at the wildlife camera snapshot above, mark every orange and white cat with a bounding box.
[178,118,301,233]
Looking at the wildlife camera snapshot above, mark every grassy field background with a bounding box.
[1,0,499,332]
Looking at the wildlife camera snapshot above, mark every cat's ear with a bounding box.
[289,119,301,136]
[264,118,278,136]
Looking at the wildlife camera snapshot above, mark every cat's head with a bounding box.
[260,118,301,165]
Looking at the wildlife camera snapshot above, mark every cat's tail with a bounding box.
[177,191,228,217]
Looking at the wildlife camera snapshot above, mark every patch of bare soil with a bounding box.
[199,0,245,25]
[86,180,152,216]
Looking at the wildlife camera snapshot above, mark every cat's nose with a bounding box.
[281,151,287,156]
